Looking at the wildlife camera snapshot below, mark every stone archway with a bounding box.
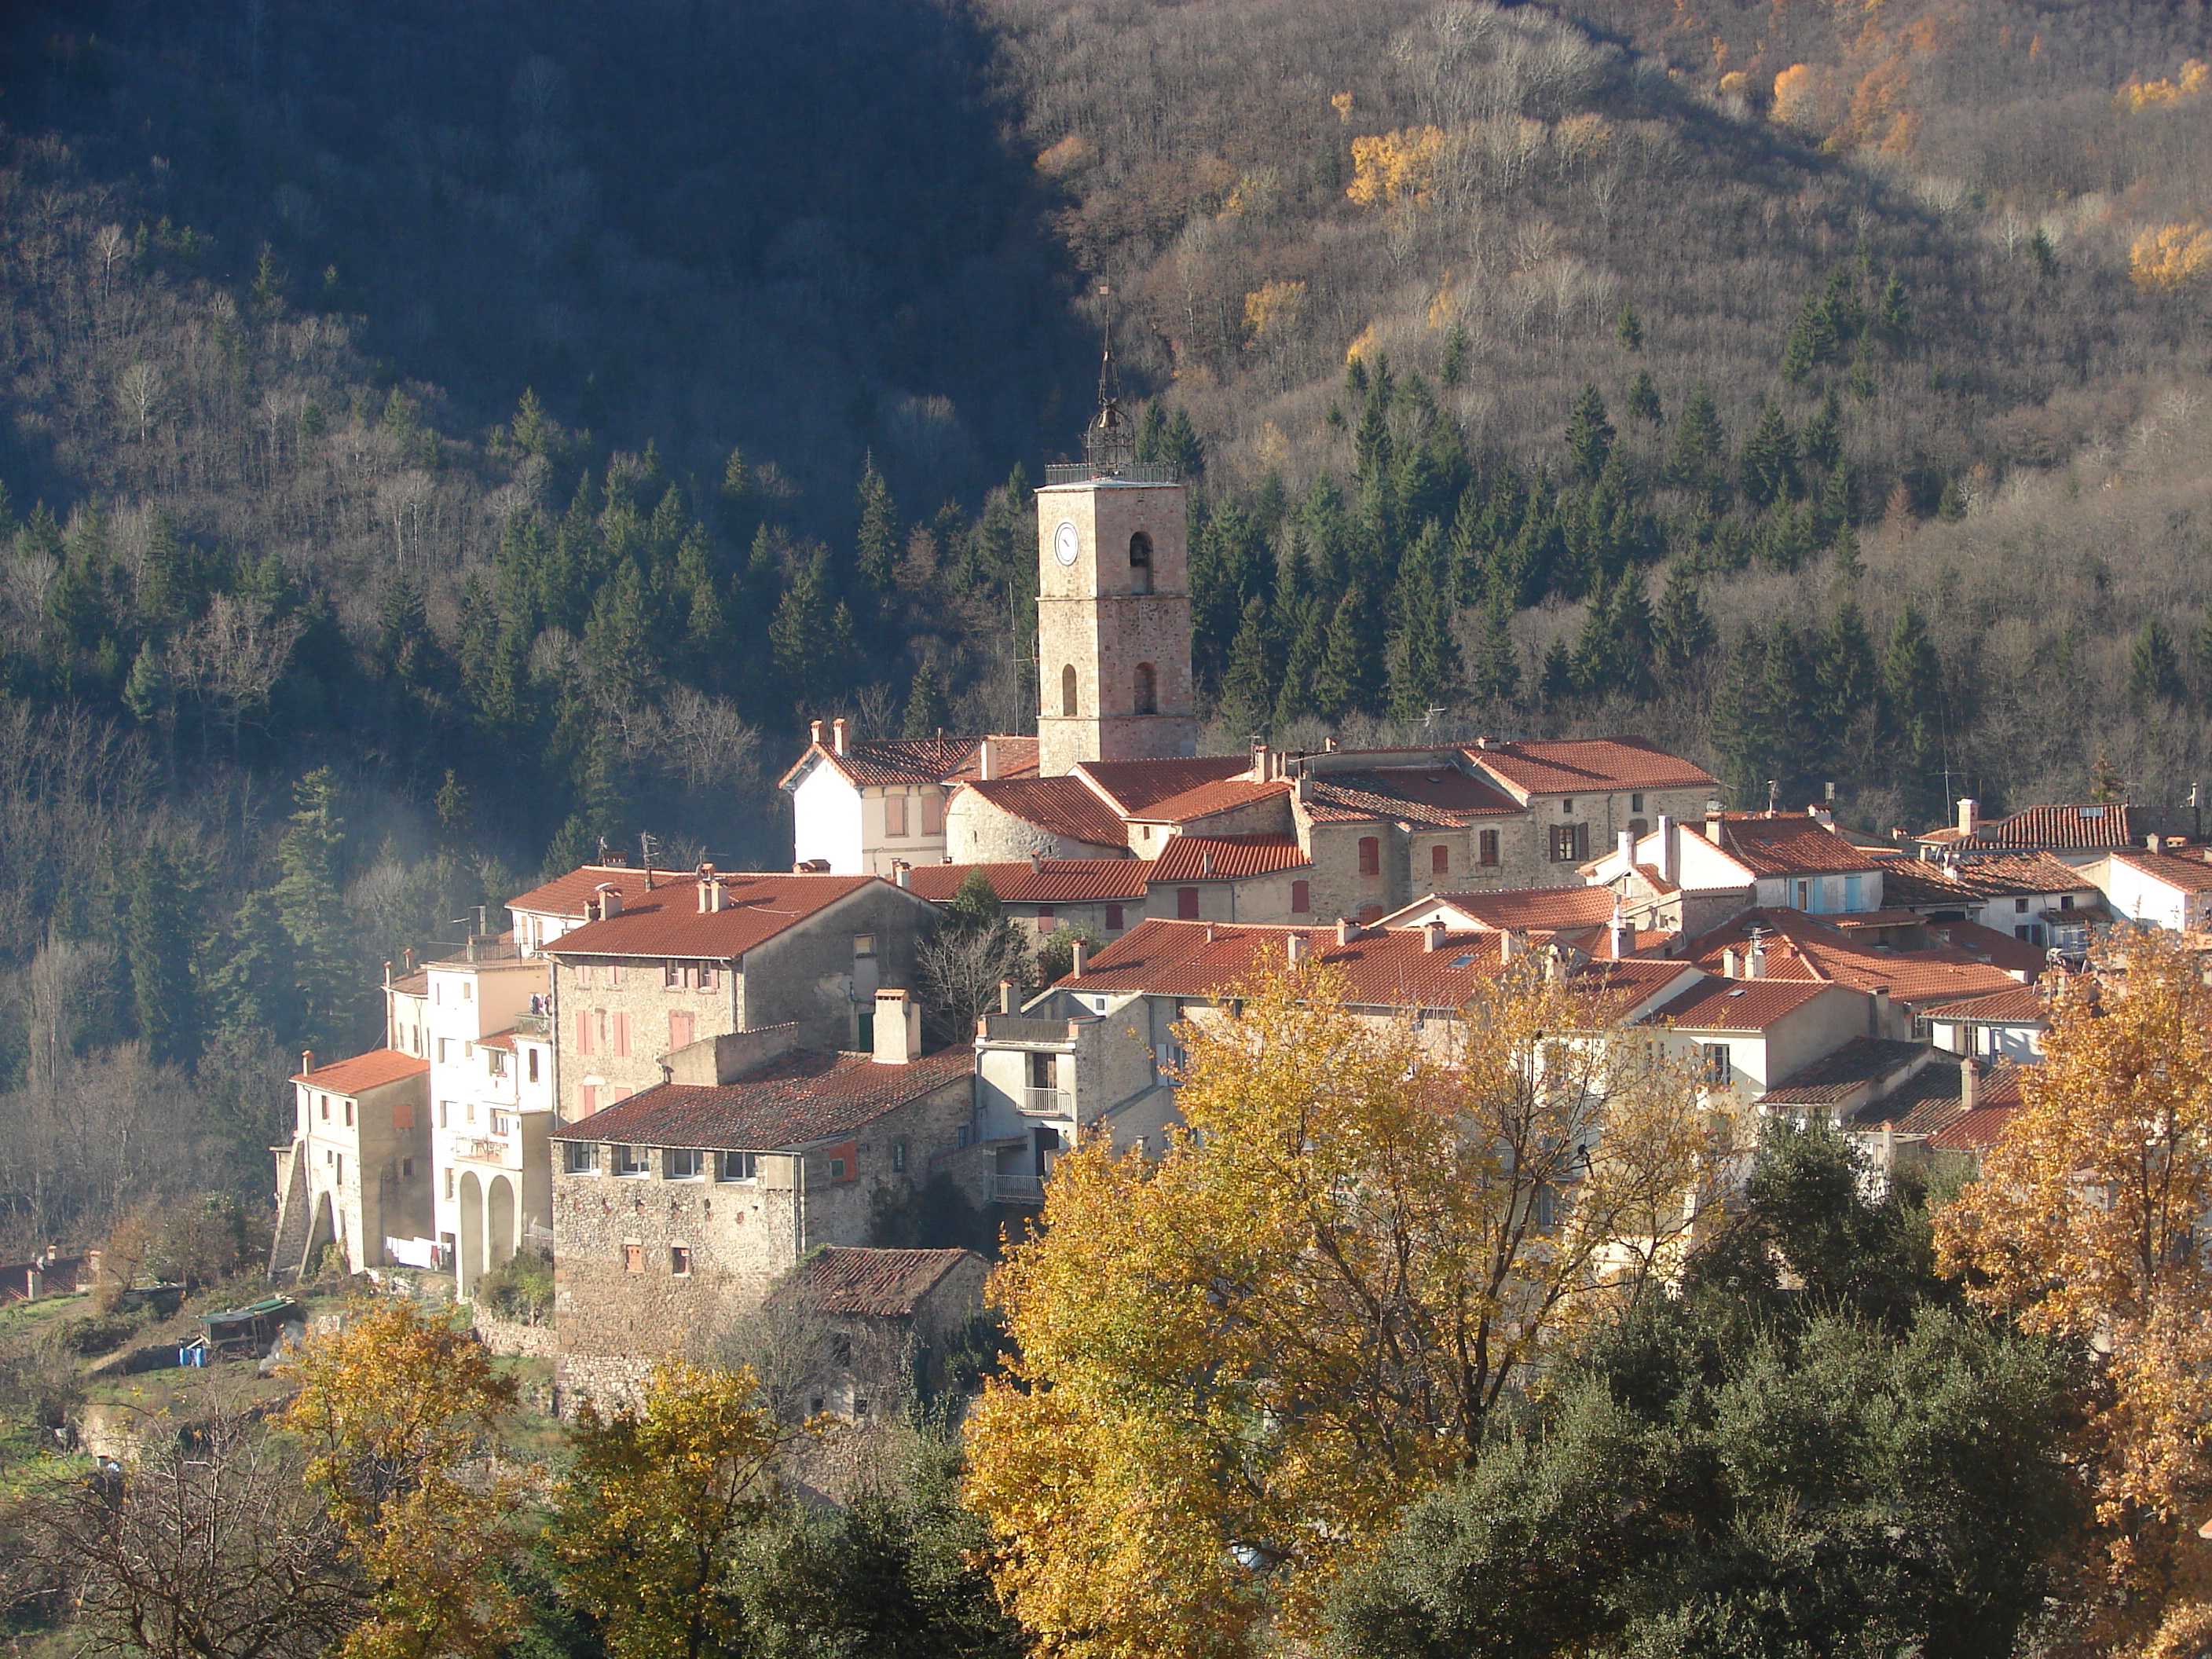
[304,1190,336,1277]
[459,1171,484,1295]
[486,1176,515,1276]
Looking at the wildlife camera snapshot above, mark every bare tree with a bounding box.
[115,360,162,441]
[916,923,1031,1046]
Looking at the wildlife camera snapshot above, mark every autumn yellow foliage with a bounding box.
[1241,280,1306,344]
[963,963,1713,1659]
[2119,59,2210,112]
[1936,928,2212,1657]
[285,1300,523,1659]
[1346,125,1445,209]
[2131,223,2212,291]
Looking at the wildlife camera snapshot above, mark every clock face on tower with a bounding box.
[1053,519,1080,567]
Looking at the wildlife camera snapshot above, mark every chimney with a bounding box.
[1336,917,1359,946]
[810,718,825,749]
[1617,828,1636,868]
[1071,939,1090,977]
[1030,851,1043,873]
[1959,1054,1979,1111]
[595,883,623,917]
[1287,933,1309,966]
[998,980,1019,1016]
[301,1049,314,1075]
[872,988,921,1065]
[1657,815,1679,884]
[1765,779,1780,816]
[1422,919,1448,952]
[980,735,999,782]
[1500,931,1520,961]
[892,859,911,889]
[1746,936,1766,979]
[1251,740,1271,782]
[1870,988,1891,1035]
[1295,775,1313,804]
[1705,799,1725,840]
[383,960,393,987]
[1958,797,1980,837]
[698,869,727,913]
[2148,833,2163,852]
[1723,947,1740,979]
[1610,905,1629,959]
[831,716,850,756]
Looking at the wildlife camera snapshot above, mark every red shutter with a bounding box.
[1432,844,1450,876]
[576,1009,595,1055]
[1359,837,1380,876]
[580,1083,599,1115]
[1177,887,1201,920]
[612,1012,632,1058]
[1105,904,1124,930]
[1291,880,1311,914]
[669,1011,695,1050]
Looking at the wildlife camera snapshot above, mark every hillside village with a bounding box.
[259,383,2212,1409]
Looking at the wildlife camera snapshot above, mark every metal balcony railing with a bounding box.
[513,1010,551,1038]
[993,1174,1046,1203]
[452,1137,512,1165]
[1020,1088,1073,1118]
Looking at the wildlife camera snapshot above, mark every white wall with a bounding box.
[792,765,866,873]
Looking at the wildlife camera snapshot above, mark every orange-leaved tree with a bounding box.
[962,959,1713,1659]
[548,1357,786,1659]
[1936,926,2212,1658]
[284,1299,522,1659]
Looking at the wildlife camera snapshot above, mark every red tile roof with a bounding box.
[1302,767,1522,827]
[1644,977,1841,1031]
[1926,985,2049,1024]
[1061,918,1690,1019]
[768,1246,981,1317]
[1075,756,1255,815]
[551,1048,971,1150]
[777,734,1038,792]
[1926,919,2049,978]
[1712,815,1884,877]
[544,870,895,961]
[903,860,1147,904]
[1950,803,2140,851]
[1851,1061,2026,1139]
[1466,737,1717,800]
[958,778,1130,851]
[2106,848,2212,893]
[506,862,692,920]
[1130,777,1291,824]
[1411,885,1621,932]
[292,1049,429,1093]
[1679,908,2020,1009]
[1925,1101,2025,1153]
[477,1030,517,1052]
[1881,851,2101,908]
[1756,1038,1934,1105]
[1147,835,1311,882]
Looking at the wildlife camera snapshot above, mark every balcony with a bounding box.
[513,1010,551,1038]
[451,1137,515,1166]
[1020,1087,1073,1118]
[981,1015,1073,1046]
[993,1174,1046,1204]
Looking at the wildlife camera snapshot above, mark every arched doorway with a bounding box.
[459,1171,484,1295]
[305,1192,336,1278]
[486,1176,515,1276]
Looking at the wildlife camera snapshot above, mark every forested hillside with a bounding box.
[0,0,2209,1249]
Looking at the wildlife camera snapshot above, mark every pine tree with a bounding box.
[1740,401,1801,508]
[1273,598,1326,733]
[1614,303,1643,351]
[1707,629,1773,808]
[1801,390,1843,472]
[1440,323,1470,387]
[1218,594,1279,736]
[584,561,661,708]
[2194,605,2212,690]
[1386,529,1461,723]
[127,842,201,1066]
[1564,385,1614,484]
[855,454,899,589]
[274,768,357,1055]
[123,640,170,727]
[1815,597,1877,748]
[769,552,851,715]
[1163,408,1207,480]
[1539,636,1573,707]
[1312,588,1377,721]
[1653,560,1716,676]
[1761,619,1811,800]
[1469,596,1521,709]
[207,891,298,1041]
[1665,384,1728,504]
[2129,617,2185,712]
[720,447,757,544]
[1625,370,1663,427]
[1133,402,1170,465]
[1882,602,1941,758]
[903,661,950,739]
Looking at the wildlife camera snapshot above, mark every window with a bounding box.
[828,1156,848,1182]
[320,1094,329,1121]
[445,1168,456,1199]
[2061,893,2075,910]
[1478,830,1500,866]
[1796,879,1811,911]
[575,1009,595,1056]
[577,964,595,990]
[1548,824,1588,862]
[611,1012,632,1059]
[1133,663,1157,716]
[1291,880,1311,914]
[401,1157,414,1179]
[343,1101,353,1127]
[437,1038,450,1063]
[336,1153,345,1184]
[718,1150,757,1181]
[395,1101,414,1130]
[669,1011,695,1049]
[664,960,680,988]
[1358,837,1381,877]
[2016,924,2045,945]
[615,1145,648,1176]
[624,1243,644,1273]
[528,1049,540,1083]
[1177,887,1201,920]
[666,1148,702,1179]
[1129,531,1154,595]
[1035,906,1056,930]
[853,934,876,960]
[886,793,909,837]
[1061,664,1078,716]
[700,963,719,990]
[1700,1044,1733,1086]
[609,963,625,987]
[1631,793,1645,813]
[892,1140,907,1173]
[1844,874,1862,910]
[2014,896,2030,914]
[670,1246,691,1276]
[564,1142,597,1174]
[1357,903,1383,924]
[1533,1184,1561,1231]
[488,1049,507,1077]
[1105,903,1125,930]
[1431,844,1450,877]
[921,793,945,835]
[1628,819,1648,839]
[462,981,473,1002]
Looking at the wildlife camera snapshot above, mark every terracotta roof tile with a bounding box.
[1467,737,1717,799]
[1147,835,1310,881]
[1404,885,1620,932]
[767,1246,980,1317]
[545,871,900,961]
[1130,777,1291,824]
[2106,848,2212,893]
[1302,767,1522,827]
[1756,1038,1934,1105]
[551,1049,971,1150]
[903,860,1147,904]
[1643,977,1840,1031]
[1881,851,2100,907]
[506,862,687,920]
[957,778,1130,851]
[1927,919,2050,978]
[776,734,1037,792]
[1062,918,1690,1020]
[1075,756,1255,815]
[1713,815,1884,877]
[1926,1100,2025,1152]
[1679,908,2020,1008]
[1927,985,2049,1024]
[1954,803,2140,851]
[291,1049,429,1093]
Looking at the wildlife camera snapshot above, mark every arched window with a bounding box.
[1060,664,1078,716]
[1129,531,1154,595]
[1133,662,1157,716]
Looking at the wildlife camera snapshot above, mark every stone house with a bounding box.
[545,992,975,1404]
[1918,798,2146,864]
[270,1049,431,1279]
[540,864,940,1123]
[763,1246,990,1415]
[901,857,1150,943]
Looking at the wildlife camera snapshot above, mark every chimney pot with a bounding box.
[831,716,850,756]
[1336,917,1358,946]
[998,980,1017,1016]
[1617,827,1636,867]
[1071,939,1090,977]
[1287,933,1309,965]
[1960,1054,1979,1110]
[980,735,999,782]
[1324,737,1339,753]
[1030,851,1043,873]
[872,987,921,1065]
[1723,947,1740,979]
[1657,815,1679,884]
[810,719,825,747]
[1202,850,1214,877]
[2148,833,2163,852]
[1295,775,1313,804]
[892,859,911,889]
[595,883,623,917]
[302,1049,314,1075]
[1705,800,1725,840]
[1422,919,1448,952]
[1500,931,1520,961]
[1251,742,1270,782]
[1958,797,1981,837]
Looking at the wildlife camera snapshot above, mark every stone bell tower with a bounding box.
[1035,331,1196,778]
